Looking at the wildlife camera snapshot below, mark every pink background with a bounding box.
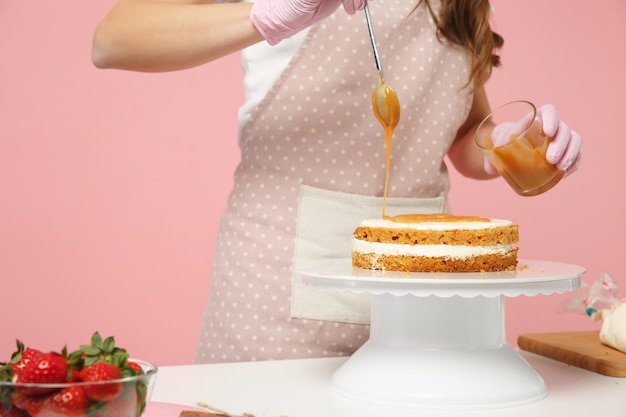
[1,1,624,366]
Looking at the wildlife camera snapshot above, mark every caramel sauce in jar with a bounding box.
[490,131,565,196]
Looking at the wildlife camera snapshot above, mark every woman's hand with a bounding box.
[250,0,366,45]
[486,104,582,177]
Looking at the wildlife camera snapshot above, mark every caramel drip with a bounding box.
[372,73,401,219]
[375,105,482,224]
[382,119,393,218]
[372,82,483,224]
[389,213,491,223]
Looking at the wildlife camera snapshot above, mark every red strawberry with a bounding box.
[0,402,28,417]
[125,362,142,376]
[15,352,68,395]
[10,392,46,416]
[81,363,122,402]
[93,386,138,417]
[10,348,43,377]
[43,386,88,417]
[67,351,87,383]
[70,367,84,383]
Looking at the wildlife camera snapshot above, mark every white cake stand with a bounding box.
[293,259,584,410]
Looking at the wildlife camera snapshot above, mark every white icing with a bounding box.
[352,237,514,259]
[358,218,513,231]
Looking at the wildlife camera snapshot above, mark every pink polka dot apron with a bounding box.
[196,0,473,363]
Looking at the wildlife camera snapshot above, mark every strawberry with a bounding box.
[14,352,68,395]
[0,402,28,417]
[9,342,43,378]
[92,385,138,417]
[124,362,142,376]
[43,386,88,417]
[0,341,43,383]
[81,363,122,402]
[69,368,84,383]
[10,392,46,417]
[78,333,128,369]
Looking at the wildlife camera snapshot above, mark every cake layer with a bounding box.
[355,217,517,244]
[352,251,518,273]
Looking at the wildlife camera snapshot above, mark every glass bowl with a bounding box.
[0,359,157,417]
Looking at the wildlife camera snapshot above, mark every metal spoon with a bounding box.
[364,2,400,131]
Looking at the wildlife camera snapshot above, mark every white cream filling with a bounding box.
[352,237,514,259]
[359,218,513,231]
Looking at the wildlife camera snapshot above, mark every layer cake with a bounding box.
[351,214,518,273]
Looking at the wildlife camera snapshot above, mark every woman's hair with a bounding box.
[414,0,503,86]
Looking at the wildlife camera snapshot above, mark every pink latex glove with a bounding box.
[250,0,366,46]
[485,104,582,177]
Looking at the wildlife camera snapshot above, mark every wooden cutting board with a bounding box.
[518,331,626,377]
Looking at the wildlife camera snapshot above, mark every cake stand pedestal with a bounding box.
[293,259,584,409]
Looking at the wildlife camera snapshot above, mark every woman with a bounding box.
[92,0,581,363]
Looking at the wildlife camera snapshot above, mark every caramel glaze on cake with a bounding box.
[351,213,519,273]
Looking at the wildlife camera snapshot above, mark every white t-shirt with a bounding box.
[237,3,309,143]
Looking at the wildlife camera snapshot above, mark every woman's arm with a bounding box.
[92,0,264,72]
[447,85,497,180]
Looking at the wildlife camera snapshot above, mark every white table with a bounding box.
[151,352,626,417]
